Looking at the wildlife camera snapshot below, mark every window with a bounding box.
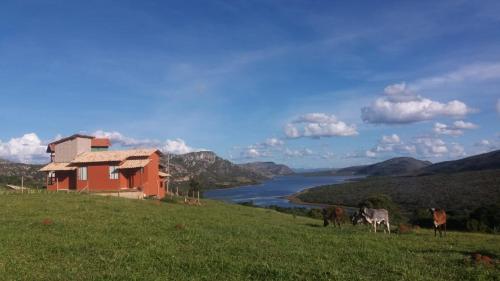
[78,167,87,181]
[48,171,56,185]
[109,166,119,180]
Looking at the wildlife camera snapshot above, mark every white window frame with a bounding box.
[78,166,87,181]
[109,166,119,180]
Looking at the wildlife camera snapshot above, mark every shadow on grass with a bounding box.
[416,249,498,259]
[304,223,323,228]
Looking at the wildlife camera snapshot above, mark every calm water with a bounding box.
[204,175,357,208]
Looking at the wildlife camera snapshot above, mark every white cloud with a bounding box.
[284,124,300,138]
[412,62,500,91]
[412,137,448,157]
[449,142,466,158]
[364,134,466,159]
[433,120,478,136]
[365,150,377,158]
[384,82,409,96]
[285,113,358,138]
[284,148,314,158]
[0,133,48,164]
[240,147,262,159]
[453,120,478,130]
[264,138,284,147]
[381,134,401,144]
[93,130,157,147]
[474,138,500,153]
[362,91,472,124]
[93,130,202,155]
[161,138,199,154]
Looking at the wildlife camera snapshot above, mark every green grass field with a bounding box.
[0,193,498,281]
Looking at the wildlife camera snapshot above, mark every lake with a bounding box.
[204,175,357,208]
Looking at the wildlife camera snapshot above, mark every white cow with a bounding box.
[360,207,390,234]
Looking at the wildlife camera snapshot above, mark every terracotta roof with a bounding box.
[91,138,111,147]
[119,159,150,169]
[39,162,77,172]
[71,149,158,163]
[159,171,170,177]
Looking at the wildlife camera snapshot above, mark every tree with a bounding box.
[188,177,201,198]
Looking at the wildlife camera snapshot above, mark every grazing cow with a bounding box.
[359,207,391,234]
[322,207,345,228]
[429,208,447,237]
[351,211,364,225]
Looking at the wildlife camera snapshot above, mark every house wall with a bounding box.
[46,171,76,191]
[54,138,91,162]
[46,150,165,198]
[142,152,165,198]
[76,162,123,191]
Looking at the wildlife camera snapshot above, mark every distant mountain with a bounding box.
[165,151,268,190]
[0,158,44,187]
[355,157,432,176]
[302,157,431,177]
[237,162,294,178]
[418,149,500,175]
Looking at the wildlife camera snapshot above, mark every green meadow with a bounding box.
[0,193,498,281]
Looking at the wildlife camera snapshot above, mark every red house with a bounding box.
[40,134,167,198]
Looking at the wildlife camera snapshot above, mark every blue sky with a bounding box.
[1,0,499,168]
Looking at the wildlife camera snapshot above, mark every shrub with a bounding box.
[466,204,500,233]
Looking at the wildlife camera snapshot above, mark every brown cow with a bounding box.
[429,208,447,237]
[322,206,345,228]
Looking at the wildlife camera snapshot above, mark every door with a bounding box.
[127,174,134,188]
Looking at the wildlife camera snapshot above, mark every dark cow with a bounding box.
[429,208,447,237]
[351,211,367,226]
[322,206,345,228]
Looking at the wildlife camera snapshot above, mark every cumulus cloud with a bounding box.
[413,137,448,157]
[0,133,48,164]
[362,86,472,124]
[93,130,157,147]
[284,124,300,138]
[285,113,358,139]
[433,120,478,136]
[474,138,500,153]
[161,138,199,154]
[364,134,466,159]
[264,138,284,147]
[284,148,314,158]
[238,137,285,159]
[93,130,201,155]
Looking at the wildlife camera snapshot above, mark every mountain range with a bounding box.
[164,151,294,190]
[301,157,432,177]
[2,149,500,191]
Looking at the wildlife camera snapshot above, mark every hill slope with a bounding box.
[166,151,267,189]
[419,149,500,175]
[0,193,498,280]
[237,161,294,178]
[296,169,500,212]
[303,157,431,177]
[0,158,44,188]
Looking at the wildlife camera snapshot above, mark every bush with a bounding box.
[466,204,500,233]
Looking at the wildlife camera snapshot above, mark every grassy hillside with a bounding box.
[296,169,500,213]
[0,193,499,280]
